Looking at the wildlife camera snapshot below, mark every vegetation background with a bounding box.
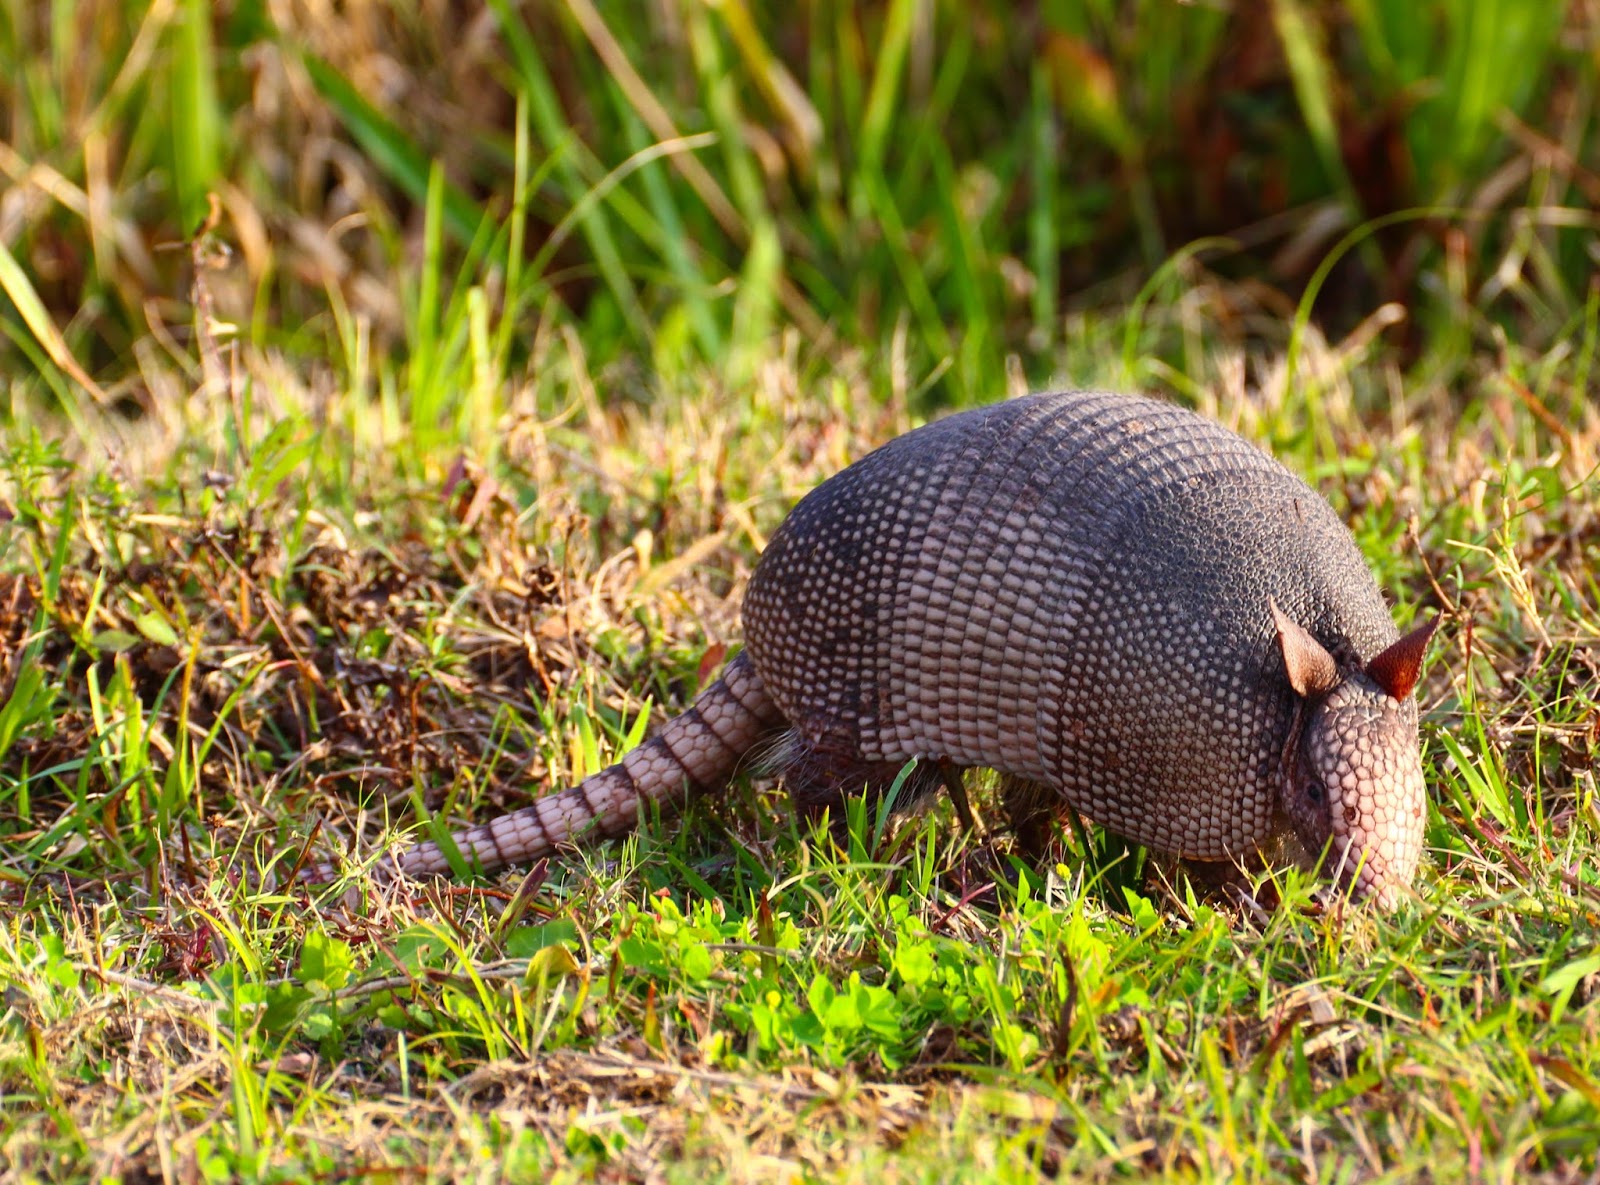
[1,1,1597,1181]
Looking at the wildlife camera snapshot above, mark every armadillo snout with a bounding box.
[1305,684,1428,908]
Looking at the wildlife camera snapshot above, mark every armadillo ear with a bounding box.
[1270,599,1341,699]
[1365,615,1439,701]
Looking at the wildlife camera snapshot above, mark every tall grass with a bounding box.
[0,1,1594,431]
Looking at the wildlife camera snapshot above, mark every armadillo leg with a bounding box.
[1146,853,1263,910]
[1000,774,1063,859]
[767,732,945,828]
[384,653,780,879]
[937,758,980,835]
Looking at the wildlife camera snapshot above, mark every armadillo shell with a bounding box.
[742,390,1404,862]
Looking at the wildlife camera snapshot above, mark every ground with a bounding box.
[1,3,1598,1182]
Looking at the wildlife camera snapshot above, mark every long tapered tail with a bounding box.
[391,653,780,878]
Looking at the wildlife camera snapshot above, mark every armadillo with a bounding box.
[366,390,1437,907]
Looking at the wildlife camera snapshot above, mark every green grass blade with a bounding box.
[858,0,916,177]
[169,0,220,233]
[0,241,107,405]
[1028,59,1058,351]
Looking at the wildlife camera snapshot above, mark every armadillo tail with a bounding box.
[398,652,780,878]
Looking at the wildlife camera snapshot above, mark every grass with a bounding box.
[2,2,1600,1182]
[2,307,1597,1182]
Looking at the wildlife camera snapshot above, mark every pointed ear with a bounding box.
[1270,598,1341,699]
[1365,615,1439,701]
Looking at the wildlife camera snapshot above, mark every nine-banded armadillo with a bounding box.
[365,390,1437,907]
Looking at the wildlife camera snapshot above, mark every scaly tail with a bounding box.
[391,653,780,878]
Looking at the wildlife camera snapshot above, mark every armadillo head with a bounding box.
[1271,602,1438,909]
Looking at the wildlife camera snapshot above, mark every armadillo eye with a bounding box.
[1306,782,1325,805]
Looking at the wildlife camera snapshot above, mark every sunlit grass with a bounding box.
[2,301,1598,1180]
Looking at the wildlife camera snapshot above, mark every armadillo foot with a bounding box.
[936,758,981,836]
[763,730,944,831]
[998,774,1065,859]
